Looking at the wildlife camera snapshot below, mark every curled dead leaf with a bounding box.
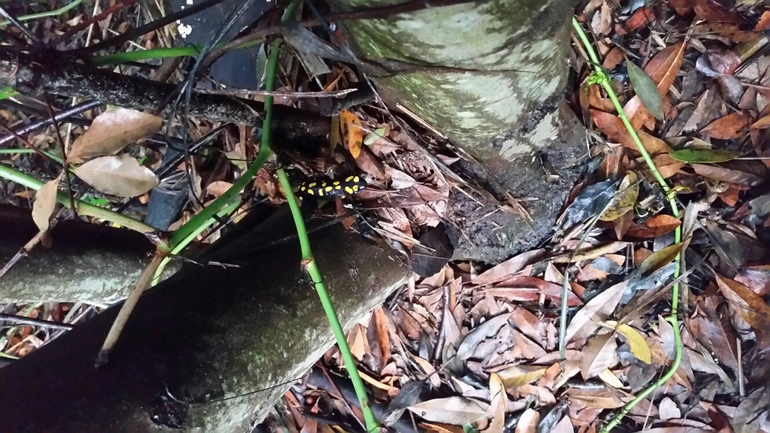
[32,175,62,232]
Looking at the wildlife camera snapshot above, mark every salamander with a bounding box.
[296,175,366,198]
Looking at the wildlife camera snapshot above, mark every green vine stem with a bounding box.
[572,17,683,433]
[90,38,264,67]
[0,0,82,29]
[276,169,379,432]
[264,21,378,433]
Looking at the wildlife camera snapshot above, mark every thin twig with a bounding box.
[0,0,83,30]
[95,250,167,368]
[0,100,101,146]
[0,225,51,279]
[0,313,74,331]
[0,122,56,163]
[0,5,43,45]
[192,87,357,98]
[74,0,226,54]
[54,0,136,44]
[43,93,76,215]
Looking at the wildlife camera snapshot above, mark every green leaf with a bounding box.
[669,148,742,163]
[626,59,664,120]
[364,127,386,145]
[0,86,18,101]
[639,242,683,277]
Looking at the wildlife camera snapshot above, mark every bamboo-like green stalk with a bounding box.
[0,163,158,235]
[90,38,265,67]
[0,147,63,164]
[276,170,379,432]
[151,200,240,284]
[571,18,683,433]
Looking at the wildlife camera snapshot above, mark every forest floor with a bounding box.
[1,1,770,432]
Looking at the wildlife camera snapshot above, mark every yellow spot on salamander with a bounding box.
[352,185,359,191]
[307,189,314,195]
[325,186,333,192]
[333,180,340,185]
[308,182,316,188]
[344,186,354,194]
[335,185,342,190]
[345,175,354,182]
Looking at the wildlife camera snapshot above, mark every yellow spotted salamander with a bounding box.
[296,175,366,198]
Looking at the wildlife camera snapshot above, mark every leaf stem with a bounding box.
[0,0,82,29]
[572,17,683,433]
[0,163,158,235]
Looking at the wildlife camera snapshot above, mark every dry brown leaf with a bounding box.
[206,181,233,198]
[700,111,751,139]
[408,397,489,425]
[591,110,671,154]
[340,109,364,159]
[689,296,740,373]
[694,0,743,24]
[497,365,547,388]
[550,416,573,433]
[419,422,466,433]
[68,108,162,162]
[692,163,765,186]
[514,408,539,433]
[565,281,628,344]
[565,385,627,409]
[32,175,62,232]
[647,153,685,179]
[579,332,618,380]
[715,273,770,345]
[484,373,507,433]
[598,369,624,388]
[474,249,545,285]
[370,307,391,372]
[73,154,158,197]
[347,324,368,361]
[669,0,693,15]
[639,243,683,277]
[512,329,547,359]
[625,214,681,238]
[492,277,582,306]
[734,265,770,297]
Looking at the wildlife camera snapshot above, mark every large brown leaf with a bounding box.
[692,162,765,186]
[74,155,158,198]
[715,273,770,345]
[67,108,162,162]
[32,175,62,232]
[625,214,681,238]
[700,111,752,139]
[591,110,671,154]
[579,332,618,380]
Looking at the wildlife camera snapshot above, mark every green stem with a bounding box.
[90,38,265,67]
[0,148,64,164]
[268,2,378,429]
[572,17,683,433]
[0,163,158,235]
[277,168,379,433]
[152,200,239,284]
[0,0,83,28]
